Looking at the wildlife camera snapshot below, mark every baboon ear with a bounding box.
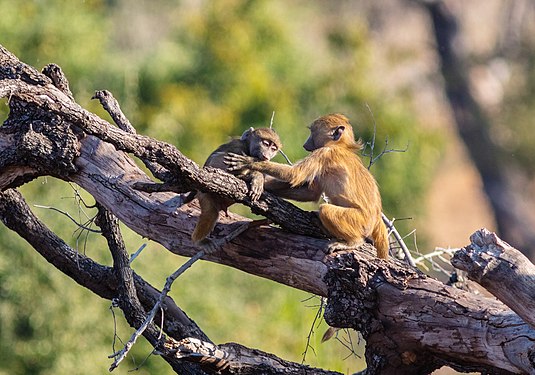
[332,126,345,141]
[240,127,255,141]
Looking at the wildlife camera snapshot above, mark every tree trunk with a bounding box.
[423,0,535,260]
[1,43,534,374]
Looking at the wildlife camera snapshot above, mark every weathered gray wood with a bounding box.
[0,47,325,240]
[324,248,535,374]
[452,228,535,329]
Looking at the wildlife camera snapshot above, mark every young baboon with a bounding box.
[226,113,389,259]
[191,127,282,252]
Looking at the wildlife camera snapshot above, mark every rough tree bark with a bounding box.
[452,229,535,330]
[1,44,534,374]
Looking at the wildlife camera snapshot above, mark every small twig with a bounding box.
[409,229,421,256]
[362,103,409,169]
[335,329,362,361]
[369,138,410,167]
[66,184,99,251]
[109,301,120,356]
[279,150,293,165]
[129,243,147,264]
[382,213,416,267]
[157,305,165,340]
[414,247,460,263]
[68,182,96,209]
[109,220,262,370]
[364,103,378,170]
[413,247,459,264]
[402,228,417,240]
[34,204,101,233]
[128,349,154,373]
[73,219,92,256]
[302,296,325,363]
[413,247,459,277]
[268,111,293,165]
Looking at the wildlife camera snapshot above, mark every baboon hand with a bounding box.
[225,153,255,172]
[249,181,263,201]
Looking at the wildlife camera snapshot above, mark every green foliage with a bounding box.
[0,0,109,91]
[136,0,310,163]
[0,0,442,373]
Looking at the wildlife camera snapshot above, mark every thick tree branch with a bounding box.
[323,246,535,374]
[452,228,535,329]
[0,43,324,239]
[0,115,331,294]
[0,188,338,374]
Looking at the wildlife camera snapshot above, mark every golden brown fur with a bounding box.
[191,127,282,251]
[226,114,389,259]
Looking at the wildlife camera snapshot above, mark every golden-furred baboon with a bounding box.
[226,113,389,259]
[191,127,282,252]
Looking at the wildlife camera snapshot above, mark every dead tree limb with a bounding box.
[0,189,339,375]
[1,43,535,374]
[95,204,170,372]
[452,228,535,329]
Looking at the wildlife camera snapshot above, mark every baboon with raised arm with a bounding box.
[226,114,389,259]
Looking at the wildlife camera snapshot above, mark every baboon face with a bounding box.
[242,128,281,161]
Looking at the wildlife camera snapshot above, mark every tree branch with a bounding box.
[95,204,168,371]
[0,43,324,239]
[0,188,340,374]
[452,228,535,329]
[91,89,171,181]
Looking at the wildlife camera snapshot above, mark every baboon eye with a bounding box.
[262,140,270,147]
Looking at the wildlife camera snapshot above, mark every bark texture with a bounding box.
[452,228,535,330]
[1,43,535,374]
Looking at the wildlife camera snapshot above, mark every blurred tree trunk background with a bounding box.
[424,0,535,260]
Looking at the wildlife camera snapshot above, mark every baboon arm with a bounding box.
[253,152,325,188]
[250,161,294,181]
[264,177,322,202]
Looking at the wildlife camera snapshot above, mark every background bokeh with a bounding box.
[1,0,534,374]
